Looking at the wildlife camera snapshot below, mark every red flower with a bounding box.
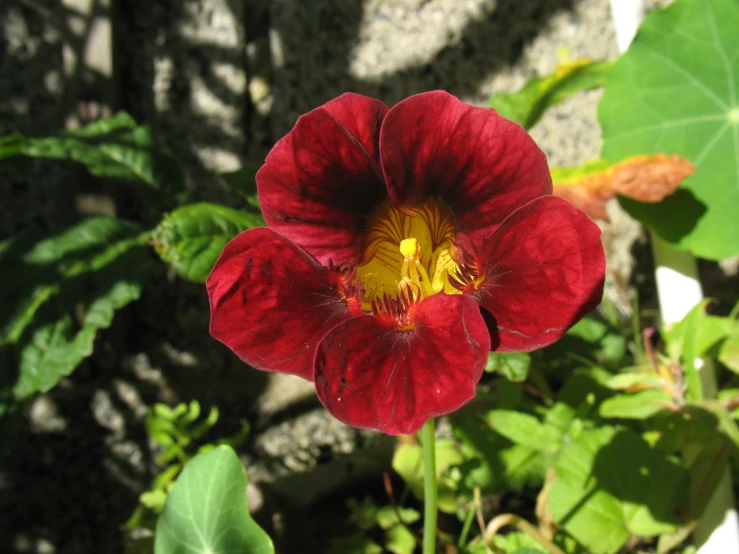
[207,91,605,435]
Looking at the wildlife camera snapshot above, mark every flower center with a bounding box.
[356,199,462,312]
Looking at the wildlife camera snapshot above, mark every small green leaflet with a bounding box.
[489,58,612,130]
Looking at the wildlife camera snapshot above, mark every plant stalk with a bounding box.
[421,418,438,554]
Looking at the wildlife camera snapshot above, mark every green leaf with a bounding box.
[492,531,545,554]
[664,299,711,401]
[0,218,151,400]
[489,58,612,130]
[347,496,379,531]
[0,134,25,159]
[486,352,531,381]
[599,0,739,259]
[603,372,665,390]
[484,410,561,452]
[155,445,274,554]
[720,331,739,372]
[2,113,185,205]
[385,524,416,554]
[548,426,687,554]
[452,414,546,495]
[375,505,420,530]
[152,203,265,283]
[599,389,675,419]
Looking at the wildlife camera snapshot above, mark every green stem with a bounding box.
[421,418,438,554]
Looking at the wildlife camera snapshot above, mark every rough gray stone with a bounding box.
[256,373,317,416]
[28,395,68,434]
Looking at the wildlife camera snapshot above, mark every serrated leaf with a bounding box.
[552,154,693,221]
[548,427,687,554]
[155,445,274,554]
[0,217,151,399]
[599,0,739,259]
[2,113,184,206]
[152,203,264,283]
[489,58,612,130]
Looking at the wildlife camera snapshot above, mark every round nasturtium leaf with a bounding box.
[599,0,739,260]
[154,446,274,554]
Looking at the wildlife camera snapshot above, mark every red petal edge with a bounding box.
[314,294,490,435]
[207,227,354,380]
[473,196,605,352]
[257,93,389,266]
[380,91,552,253]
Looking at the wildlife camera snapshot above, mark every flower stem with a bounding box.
[421,418,438,554]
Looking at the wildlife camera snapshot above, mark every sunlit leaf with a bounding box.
[489,58,612,130]
[152,203,264,283]
[155,445,274,554]
[720,331,739,372]
[548,426,687,554]
[552,154,694,221]
[484,410,561,452]
[599,0,739,259]
[599,389,675,419]
[664,299,711,401]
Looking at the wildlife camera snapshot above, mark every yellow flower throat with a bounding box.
[356,199,463,312]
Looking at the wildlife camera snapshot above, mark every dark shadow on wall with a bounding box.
[267,0,576,135]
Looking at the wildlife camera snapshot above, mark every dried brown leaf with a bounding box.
[552,154,695,221]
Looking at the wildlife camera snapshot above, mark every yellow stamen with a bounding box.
[355,199,478,318]
[399,238,421,259]
[414,260,434,297]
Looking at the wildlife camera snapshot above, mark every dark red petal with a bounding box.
[207,227,354,380]
[472,196,605,352]
[380,91,552,251]
[257,93,389,266]
[314,294,490,435]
